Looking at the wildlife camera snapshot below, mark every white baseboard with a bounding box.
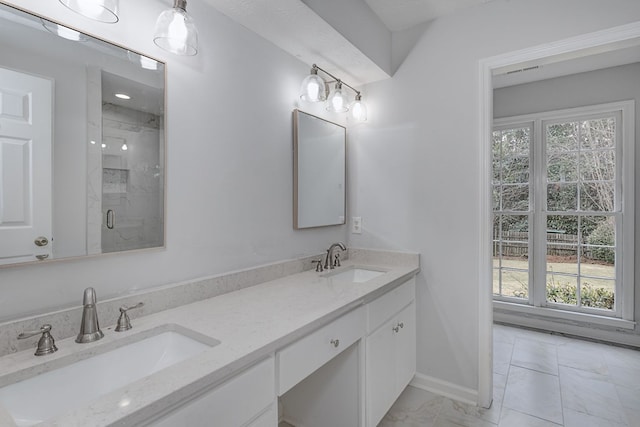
[410,373,478,406]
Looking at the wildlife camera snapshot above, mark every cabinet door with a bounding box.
[366,317,397,427]
[395,302,416,392]
[150,357,274,427]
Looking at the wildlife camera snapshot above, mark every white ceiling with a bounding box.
[205,0,391,86]
[364,0,640,86]
[365,0,497,31]
[205,0,640,88]
[201,0,500,86]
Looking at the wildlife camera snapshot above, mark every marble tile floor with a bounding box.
[380,324,640,427]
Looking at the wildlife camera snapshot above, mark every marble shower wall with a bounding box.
[101,103,164,253]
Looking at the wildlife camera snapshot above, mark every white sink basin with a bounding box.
[324,266,386,283]
[0,325,219,426]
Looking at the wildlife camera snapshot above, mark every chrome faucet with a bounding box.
[76,287,104,343]
[324,242,346,270]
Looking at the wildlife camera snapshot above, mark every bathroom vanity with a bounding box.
[147,275,416,427]
[0,251,419,426]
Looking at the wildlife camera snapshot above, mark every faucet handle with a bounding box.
[312,259,324,272]
[333,253,341,267]
[115,302,144,332]
[18,324,58,356]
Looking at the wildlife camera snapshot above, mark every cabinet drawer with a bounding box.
[151,356,274,427]
[368,278,415,333]
[277,306,366,395]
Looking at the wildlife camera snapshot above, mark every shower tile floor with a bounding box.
[380,324,640,427]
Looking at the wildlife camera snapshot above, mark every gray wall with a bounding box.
[0,0,347,321]
[494,62,640,340]
[350,0,640,394]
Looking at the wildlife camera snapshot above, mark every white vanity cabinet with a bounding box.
[149,356,276,427]
[144,275,417,427]
[365,278,416,426]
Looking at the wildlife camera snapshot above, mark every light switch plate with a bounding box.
[352,217,362,234]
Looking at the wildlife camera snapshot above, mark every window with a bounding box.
[493,125,532,300]
[492,102,634,321]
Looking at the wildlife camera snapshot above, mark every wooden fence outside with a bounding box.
[493,231,588,258]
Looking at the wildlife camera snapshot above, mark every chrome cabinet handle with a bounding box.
[35,254,49,260]
[34,236,49,247]
[392,322,405,333]
[330,339,340,348]
[106,209,115,229]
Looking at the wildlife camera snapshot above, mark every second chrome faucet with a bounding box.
[324,242,347,270]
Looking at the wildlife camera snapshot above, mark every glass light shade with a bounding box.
[299,73,326,102]
[127,51,159,71]
[140,56,158,71]
[41,20,88,42]
[153,1,198,56]
[326,82,349,113]
[59,0,119,23]
[349,96,367,122]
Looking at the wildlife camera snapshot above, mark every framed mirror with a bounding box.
[293,110,346,229]
[0,3,165,267]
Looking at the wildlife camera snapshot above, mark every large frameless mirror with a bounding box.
[0,2,165,267]
[293,109,346,229]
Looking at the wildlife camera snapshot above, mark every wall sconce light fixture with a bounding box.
[59,0,119,23]
[299,64,367,122]
[153,0,198,56]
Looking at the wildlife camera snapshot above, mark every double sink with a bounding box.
[0,265,386,425]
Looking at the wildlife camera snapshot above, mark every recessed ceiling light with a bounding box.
[115,93,131,100]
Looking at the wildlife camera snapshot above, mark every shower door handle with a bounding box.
[106,209,115,230]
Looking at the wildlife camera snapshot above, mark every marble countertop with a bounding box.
[0,258,419,426]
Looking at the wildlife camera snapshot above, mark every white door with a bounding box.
[0,67,53,265]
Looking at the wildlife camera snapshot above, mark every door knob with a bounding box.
[34,236,49,247]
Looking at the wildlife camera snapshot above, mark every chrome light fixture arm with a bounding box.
[310,64,361,99]
[302,64,367,121]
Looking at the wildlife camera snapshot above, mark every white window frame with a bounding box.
[492,122,534,304]
[493,101,634,323]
